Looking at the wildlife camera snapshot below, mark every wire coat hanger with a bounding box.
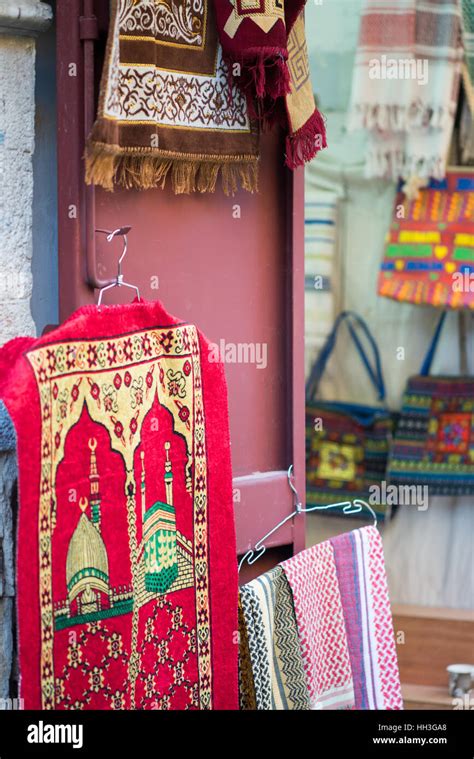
[238,465,378,572]
[95,226,140,308]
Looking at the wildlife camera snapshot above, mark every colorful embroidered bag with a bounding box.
[305,312,394,520]
[378,171,474,310]
[387,311,474,495]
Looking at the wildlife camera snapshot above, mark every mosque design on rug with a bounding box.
[26,324,212,709]
[54,439,194,630]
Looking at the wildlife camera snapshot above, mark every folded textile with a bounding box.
[0,400,17,698]
[0,401,15,453]
[0,300,239,710]
[86,0,259,195]
[239,566,310,710]
[212,0,292,101]
[213,0,327,168]
[238,599,257,710]
[0,448,16,700]
[348,0,464,180]
[282,526,403,710]
[304,191,340,379]
[460,70,474,164]
[463,0,474,84]
[0,598,13,700]
[461,0,474,163]
[284,13,327,168]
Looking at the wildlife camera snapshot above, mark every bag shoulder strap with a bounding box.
[306,311,386,402]
[420,311,447,376]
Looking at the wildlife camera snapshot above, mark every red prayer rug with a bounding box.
[0,300,238,710]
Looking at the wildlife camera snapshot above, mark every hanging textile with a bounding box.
[304,190,340,379]
[461,0,474,163]
[463,0,474,84]
[378,172,474,309]
[238,599,258,710]
[86,0,259,195]
[212,0,291,101]
[212,0,327,168]
[348,0,464,180]
[239,566,310,710]
[0,300,238,710]
[0,400,16,700]
[281,526,403,710]
[460,75,474,165]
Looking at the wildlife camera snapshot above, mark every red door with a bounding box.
[56,0,306,581]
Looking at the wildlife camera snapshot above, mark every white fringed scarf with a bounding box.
[348,0,464,181]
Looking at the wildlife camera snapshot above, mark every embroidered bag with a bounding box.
[378,171,474,310]
[387,311,474,495]
[305,312,394,520]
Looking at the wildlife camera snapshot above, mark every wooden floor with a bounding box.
[392,604,474,709]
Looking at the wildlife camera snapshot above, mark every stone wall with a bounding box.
[0,1,52,344]
[0,0,52,701]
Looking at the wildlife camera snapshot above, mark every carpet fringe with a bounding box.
[285,108,327,169]
[85,144,259,195]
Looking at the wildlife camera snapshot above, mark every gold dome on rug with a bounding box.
[66,499,109,605]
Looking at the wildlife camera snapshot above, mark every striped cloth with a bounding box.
[461,0,474,163]
[463,0,474,83]
[281,526,403,710]
[348,0,464,180]
[305,191,339,379]
[239,567,310,710]
[237,599,257,710]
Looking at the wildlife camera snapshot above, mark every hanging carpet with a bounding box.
[0,300,238,710]
[212,0,328,168]
[86,0,259,195]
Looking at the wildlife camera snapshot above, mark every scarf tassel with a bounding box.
[229,48,291,111]
[247,49,291,100]
[285,108,327,170]
[85,144,259,196]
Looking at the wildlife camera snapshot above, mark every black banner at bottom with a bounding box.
[0,708,472,757]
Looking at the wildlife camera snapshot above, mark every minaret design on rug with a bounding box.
[88,437,101,528]
[142,443,179,594]
[65,438,111,619]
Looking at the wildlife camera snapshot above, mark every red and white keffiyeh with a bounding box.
[282,526,403,711]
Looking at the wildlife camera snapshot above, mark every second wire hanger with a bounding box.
[95,226,140,308]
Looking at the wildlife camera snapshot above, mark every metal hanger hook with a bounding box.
[94,226,140,309]
[351,499,378,528]
[238,546,266,572]
[238,465,378,572]
[287,464,302,513]
[96,226,132,276]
